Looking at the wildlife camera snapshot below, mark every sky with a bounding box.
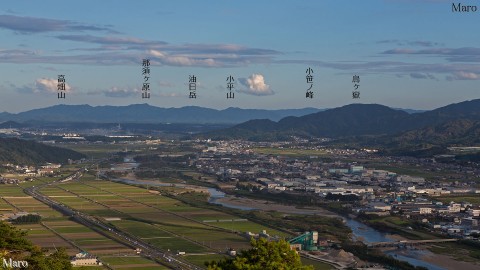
[0,0,479,113]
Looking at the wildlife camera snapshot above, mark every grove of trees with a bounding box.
[205,238,313,270]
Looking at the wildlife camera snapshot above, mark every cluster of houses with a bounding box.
[358,198,480,237]
[191,141,480,241]
[0,163,62,183]
[0,176,28,184]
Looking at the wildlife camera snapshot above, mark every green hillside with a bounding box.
[0,137,85,165]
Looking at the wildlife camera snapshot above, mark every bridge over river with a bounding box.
[368,238,458,248]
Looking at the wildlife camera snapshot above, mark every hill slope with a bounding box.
[202,99,480,140]
[0,138,86,165]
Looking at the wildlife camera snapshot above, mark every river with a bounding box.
[108,161,446,270]
[209,188,445,270]
[345,219,444,270]
[207,188,256,211]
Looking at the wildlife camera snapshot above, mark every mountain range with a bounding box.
[2,100,480,158]
[0,104,427,125]
[198,99,480,145]
[0,104,323,124]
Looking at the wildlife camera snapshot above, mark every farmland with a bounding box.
[0,166,294,269]
[38,176,290,263]
[0,170,167,269]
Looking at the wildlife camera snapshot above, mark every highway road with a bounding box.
[24,168,202,270]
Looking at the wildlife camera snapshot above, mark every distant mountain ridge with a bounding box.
[0,104,427,125]
[199,99,480,141]
[0,104,322,124]
[392,108,426,114]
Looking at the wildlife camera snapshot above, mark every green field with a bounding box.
[211,220,290,238]
[434,195,480,205]
[364,161,467,182]
[100,256,168,269]
[60,144,128,155]
[365,216,437,240]
[53,225,96,234]
[43,178,292,255]
[300,257,334,270]
[5,196,63,218]
[15,222,79,255]
[0,185,29,197]
[44,219,133,255]
[110,220,210,253]
[60,143,149,158]
[0,198,14,211]
[2,168,306,268]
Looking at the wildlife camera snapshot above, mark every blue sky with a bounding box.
[0,0,479,112]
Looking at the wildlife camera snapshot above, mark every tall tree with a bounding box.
[0,221,72,270]
[206,238,313,270]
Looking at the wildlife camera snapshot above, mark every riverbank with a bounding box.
[421,252,479,270]
[214,196,340,217]
[214,193,480,270]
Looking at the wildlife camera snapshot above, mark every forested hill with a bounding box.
[0,138,85,165]
[199,99,480,140]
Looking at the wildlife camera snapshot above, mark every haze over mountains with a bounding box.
[0,104,322,124]
[1,100,480,159]
[0,104,427,125]
[0,101,478,138]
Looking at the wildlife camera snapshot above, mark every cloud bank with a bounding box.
[0,15,115,34]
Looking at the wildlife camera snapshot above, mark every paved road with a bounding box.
[24,169,201,270]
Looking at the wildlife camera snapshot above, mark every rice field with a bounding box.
[2,171,294,268]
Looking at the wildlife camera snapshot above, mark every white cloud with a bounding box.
[158,92,181,97]
[104,86,140,97]
[447,71,480,80]
[238,74,274,96]
[455,71,480,80]
[86,85,181,98]
[35,78,72,93]
[16,78,72,94]
[148,49,165,57]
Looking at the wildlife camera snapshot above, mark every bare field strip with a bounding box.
[100,255,168,269]
[5,197,62,217]
[0,199,14,211]
[30,177,293,267]
[43,220,135,256]
[110,219,210,253]
[16,223,79,255]
[80,179,290,240]
[159,224,250,250]
[0,185,29,197]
